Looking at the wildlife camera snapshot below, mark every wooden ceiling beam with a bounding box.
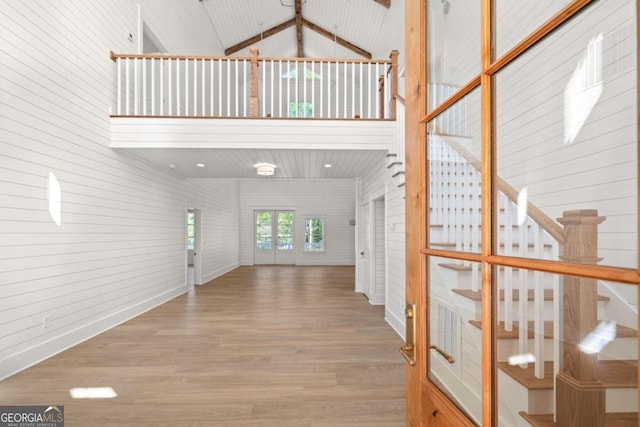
[302,18,372,59]
[295,0,304,57]
[225,18,296,55]
[373,0,391,8]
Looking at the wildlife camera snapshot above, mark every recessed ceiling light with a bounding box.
[196,163,205,168]
[324,164,332,168]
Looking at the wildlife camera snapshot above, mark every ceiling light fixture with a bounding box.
[254,163,276,176]
[196,163,205,168]
[324,164,332,168]
[280,0,306,6]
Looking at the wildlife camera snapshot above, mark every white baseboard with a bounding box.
[199,262,240,284]
[385,308,405,340]
[0,284,187,381]
[367,293,386,305]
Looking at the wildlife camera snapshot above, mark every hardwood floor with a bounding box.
[0,266,406,426]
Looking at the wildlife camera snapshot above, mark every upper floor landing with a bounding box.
[109,49,401,151]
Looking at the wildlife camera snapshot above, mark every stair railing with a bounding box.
[110,49,398,120]
[430,128,565,379]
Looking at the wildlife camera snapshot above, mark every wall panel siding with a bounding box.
[359,157,406,337]
[185,179,241,282]
[239,179,356,266]
[0,0,218,380]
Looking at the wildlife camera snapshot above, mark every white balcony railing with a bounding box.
[110,49,399,120]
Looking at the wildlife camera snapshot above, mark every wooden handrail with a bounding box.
[110,51,250,62]
[434,127,565,243]
[110,51,392,66]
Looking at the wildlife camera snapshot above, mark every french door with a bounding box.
[404,0,639,426]
[254,211,295,265]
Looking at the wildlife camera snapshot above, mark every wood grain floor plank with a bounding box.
[0,266,405,426]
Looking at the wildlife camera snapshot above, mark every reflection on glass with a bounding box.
[495,0,637,269]
[426,0,480,111]
[428,88,481,253]
[427,256,482,424]
[496,269,638,425]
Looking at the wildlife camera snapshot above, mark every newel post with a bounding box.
[389,50,399,120]
[555,209,606,427]
[249,47,260,118]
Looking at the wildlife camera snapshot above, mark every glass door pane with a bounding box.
[277,212,294,250]
[495,269,638,425]
[256,211,273,250]
[495,0,573,57]
[495,0,637,269]
[428,88,482,253]
[426,0,480,112]
[427,255,482,424]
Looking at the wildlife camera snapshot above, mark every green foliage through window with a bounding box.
[187,210,195,250]
[289,102,313,118]
[304,218,324,251]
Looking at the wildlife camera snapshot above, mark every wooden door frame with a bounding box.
[404,0,640,425]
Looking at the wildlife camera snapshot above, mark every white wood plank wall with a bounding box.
[359,157,406,338]
[185,179,241,282]
[239,179,356,266]
[496,0,637,268]
[0,0,220,380]
[374,199,386,297]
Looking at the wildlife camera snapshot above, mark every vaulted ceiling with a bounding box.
[198,0,403,60]
[128,0,404,179]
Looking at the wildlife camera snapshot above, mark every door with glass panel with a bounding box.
[404,0,639,425]
[254,211,295,265]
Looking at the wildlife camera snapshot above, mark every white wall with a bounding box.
[185,179,241,282]
[239,179,356,266]
[496,0,637,268]
[0,0,218,380]
[358,158,406,337]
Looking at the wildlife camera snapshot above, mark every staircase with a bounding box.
[386,152,405,188]
[428,132,639,426]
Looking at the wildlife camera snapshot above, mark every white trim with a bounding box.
[385,308,405,340]
[201,262,240,284]
[0,285,187,381]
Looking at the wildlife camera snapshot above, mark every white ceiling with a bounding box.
[120,148,387,179]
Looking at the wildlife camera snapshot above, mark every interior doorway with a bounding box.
[254,210,295,265]
[360,194,386,305]
[187,208,203,286]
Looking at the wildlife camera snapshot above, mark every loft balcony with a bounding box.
[109,49,400,151]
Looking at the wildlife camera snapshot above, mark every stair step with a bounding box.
[439,262,472,272]
[469,320,637,340]
[387,160,403,169]
[452,288,610,302]
[498,360,638,391]
[519,411,638,427]
[440,263,521,273]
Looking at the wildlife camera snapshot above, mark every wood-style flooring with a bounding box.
[0,266,406,426]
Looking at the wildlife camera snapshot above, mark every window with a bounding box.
[289,102,313,118]
[186,210,195,250]
[304,218,324,251]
